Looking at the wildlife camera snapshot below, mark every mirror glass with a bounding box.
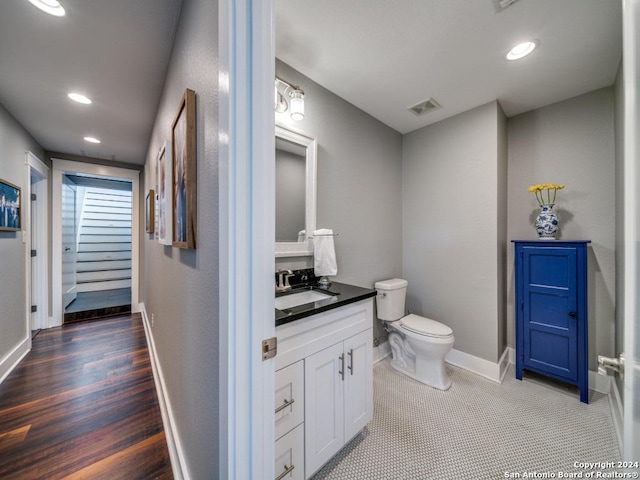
[276,137,306,242]
[275,125,317,257]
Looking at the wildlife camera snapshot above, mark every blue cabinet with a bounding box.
[512,240,590,403]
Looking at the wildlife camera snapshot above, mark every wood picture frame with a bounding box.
[156,140,173,245]
[146,189,155,234]
[0,177,21,231]
[171,88,197,249]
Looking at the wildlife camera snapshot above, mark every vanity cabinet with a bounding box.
[304,329,372,476]
[275,298,374,479]
[513,240,590,403]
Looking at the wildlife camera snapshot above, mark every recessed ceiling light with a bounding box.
[506,41,536,61]
[26,0,66,17]
[68,93,92,105]
[84,136,101,144]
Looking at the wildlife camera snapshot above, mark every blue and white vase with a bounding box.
[536,203,558,240]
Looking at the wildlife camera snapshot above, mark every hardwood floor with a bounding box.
[0,314,173,480]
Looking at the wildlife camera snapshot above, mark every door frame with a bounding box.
[24,151,49,333]
[218,0,276,477]
[622,0,640,461]
[51,159,140,327]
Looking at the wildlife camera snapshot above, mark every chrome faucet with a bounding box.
[276,269,294,293]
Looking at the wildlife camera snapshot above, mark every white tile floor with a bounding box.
[311,358,624,480]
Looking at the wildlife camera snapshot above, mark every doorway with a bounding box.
[61,174,133,323]
[51,159,140,327]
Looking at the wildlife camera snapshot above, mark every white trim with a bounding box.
[0,337,30,385]
[50,159,140,327]
[374,340,391,364]
[589,369,611,395]
[218,0,275,478]
[140,304,189,480]
[445,347,510,383]
[25,151,49,332]
[609,377,624,456]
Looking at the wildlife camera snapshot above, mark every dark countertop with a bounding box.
[275,281,377,327]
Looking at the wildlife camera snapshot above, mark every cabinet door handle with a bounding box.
[274,398,295,414]
[347,348,354,375]
[275,464,295,480]
[338,354,344,380]
[568,312,578,318]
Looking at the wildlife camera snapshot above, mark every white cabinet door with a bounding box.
[304,342,344,478]
[344,329,373,441]
[274,423,304,480]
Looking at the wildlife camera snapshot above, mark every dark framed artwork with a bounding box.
[171,88,197,249]
[146,189,155,234]
[0,178,21,231]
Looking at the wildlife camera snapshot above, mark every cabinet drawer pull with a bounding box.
[339,354,345,380]
[568,312,578,318]
[274,398,295,414]
[347,348,354,375]
[275,464,295,480]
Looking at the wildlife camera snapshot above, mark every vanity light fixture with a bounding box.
[83,136,101,144]
[68,93,92,105]
[506,41,536,61]
[26,0,66,17]
[275,77,305,121]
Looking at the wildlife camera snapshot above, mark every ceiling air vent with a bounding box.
[408,98,441,116]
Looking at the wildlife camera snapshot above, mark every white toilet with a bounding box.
[375,278,454,390]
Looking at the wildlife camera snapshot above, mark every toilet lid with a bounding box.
[399,314,453,338]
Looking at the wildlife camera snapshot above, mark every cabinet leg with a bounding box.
[580,387,589,404]
[515,366,523,381]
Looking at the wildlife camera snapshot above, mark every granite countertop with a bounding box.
[275,281,376,327]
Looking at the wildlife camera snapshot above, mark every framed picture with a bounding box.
[0,178,21,232]
[171,88,197,249]
[146,189,155,234]
[156,140,173,245]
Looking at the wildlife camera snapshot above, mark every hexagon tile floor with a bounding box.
[311,358,624,480]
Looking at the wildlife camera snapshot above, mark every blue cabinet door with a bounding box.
[513,240,589,403]
[522,247,578,381]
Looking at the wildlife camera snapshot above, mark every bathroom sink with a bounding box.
[275,290,335,310]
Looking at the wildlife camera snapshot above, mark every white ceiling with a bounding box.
[0,0,183,165]
[276,0,622,134]
[0,1,622,167]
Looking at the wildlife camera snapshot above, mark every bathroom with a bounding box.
[273,1,621,478]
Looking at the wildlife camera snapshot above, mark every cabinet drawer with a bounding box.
[274,423,304,480]
[275,360,304,440]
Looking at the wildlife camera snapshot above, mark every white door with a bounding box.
[61,176,77,309]
[623,0,640,462]
[305,342,344,477]
[344,330,373,442]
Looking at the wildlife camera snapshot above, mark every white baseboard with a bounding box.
[374,341,391,364]
[609,376,624,456]
[589,370,611,395]
[445,347,510,383]
[140,304,190,480]
[0,336,30,385]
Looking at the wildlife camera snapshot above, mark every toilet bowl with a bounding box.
[375,279,454,390]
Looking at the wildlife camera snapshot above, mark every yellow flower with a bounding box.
[527,182,565,205]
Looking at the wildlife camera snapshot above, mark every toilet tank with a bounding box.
[374,278,409,321]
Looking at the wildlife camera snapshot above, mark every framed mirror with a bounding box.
[275,124,317,257]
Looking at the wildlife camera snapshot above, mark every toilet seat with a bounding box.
[399,314,453,338]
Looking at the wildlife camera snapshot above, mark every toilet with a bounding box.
[375,278,454,390]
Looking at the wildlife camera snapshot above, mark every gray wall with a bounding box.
[0,102,46,375]
[275,60,403,344]
[507,88,616,370]
[141,0,219,477]
[402,102,506,363]
[614,64,624,399]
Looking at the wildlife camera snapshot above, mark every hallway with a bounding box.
[0,314,172,479]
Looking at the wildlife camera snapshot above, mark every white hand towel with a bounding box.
[313,228,338,277]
